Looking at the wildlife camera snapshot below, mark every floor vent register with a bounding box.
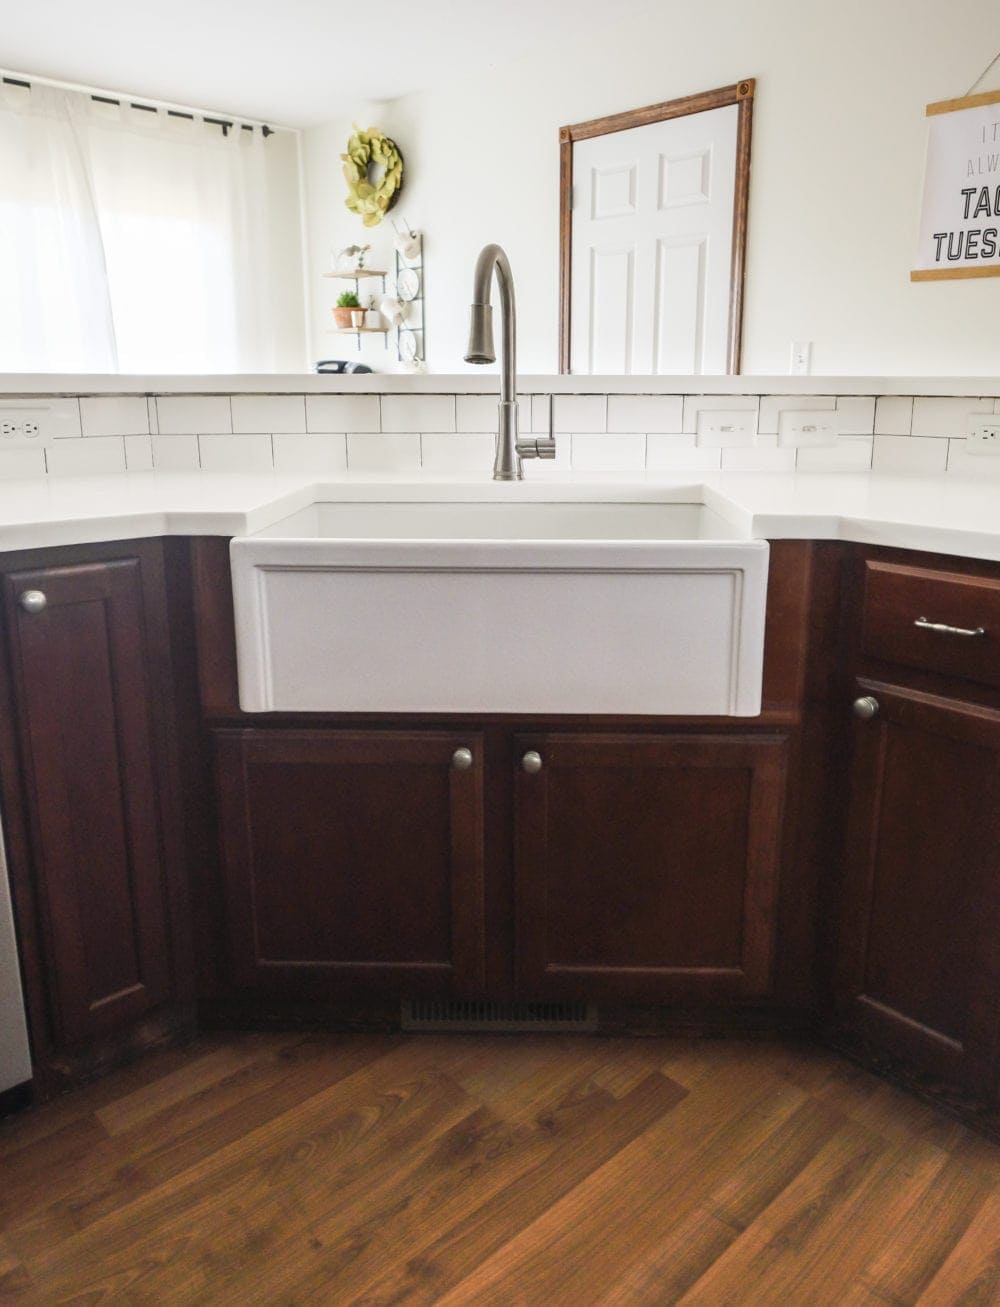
[401,999,598,1033]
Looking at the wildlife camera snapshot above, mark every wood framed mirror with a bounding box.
[559,79,754,375]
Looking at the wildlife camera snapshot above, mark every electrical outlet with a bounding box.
[695,410,757,447]
[0,405,52,447]
[789,341,812,376]
[777,410,839,448]
[966,420,1000,456]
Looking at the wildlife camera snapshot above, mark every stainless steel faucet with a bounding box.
[464,243,556,480]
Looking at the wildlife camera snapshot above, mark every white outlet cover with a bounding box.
[0,404,54,448]
[777,410,839,448]
[695,410,757,448]
[966,420,1000,456]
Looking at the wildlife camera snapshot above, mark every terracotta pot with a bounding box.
[332,306,359,328]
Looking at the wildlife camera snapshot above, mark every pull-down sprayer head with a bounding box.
[464,303,496,365]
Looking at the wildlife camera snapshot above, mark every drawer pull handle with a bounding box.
[914,616,986,639]
[521,750,543,775]
[451,747,474,772]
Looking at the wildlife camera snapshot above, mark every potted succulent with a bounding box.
[333,290,362,329]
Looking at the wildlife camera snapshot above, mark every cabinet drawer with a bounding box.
[860,560,1000,689]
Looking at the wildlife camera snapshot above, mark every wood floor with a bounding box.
[0,1032,998,1305]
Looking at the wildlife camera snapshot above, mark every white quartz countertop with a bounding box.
[0,469,998,562]
[1,373,999,396]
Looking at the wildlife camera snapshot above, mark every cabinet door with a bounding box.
[214,730,486,997]
[1,559,173,1046]
[514,732,788,1001]
[834,682,1000,1094]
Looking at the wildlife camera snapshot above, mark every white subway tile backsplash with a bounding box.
[124,434,154,471]
[874,396,913,436]
[306,394,380,433]
[758,394,835,435]
[646,437,722,471]
[0,448,47,478]
[835,396,875,435]
[552,395,606,434]
[873,434,948,474]
[607,395,683,434]
[80,396,149,437]
[796,436,873,472]
[231,395,306,434]
[347,433,421,471]
[682,394,757,435]
[421,433,495,472]
[380,394,455,433]
[457,394,535,433]
[156,395,232,434]
[272,433,347,474]
[5,387,1000,485]
[198,434,273,473]
[911,397,993,439]
[721,435,796,472]
[45,435,125,476]
[571,434,646,471]
[152,434,200,471]
[947,439,1000,477]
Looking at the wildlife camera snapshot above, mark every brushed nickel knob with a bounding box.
[451,747,474,771]
[19,590,46,614]
[853,695,879,721]
[521,750,543,774]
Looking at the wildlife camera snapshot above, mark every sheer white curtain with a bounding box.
[0,81,280,373]
[0,82,117,371]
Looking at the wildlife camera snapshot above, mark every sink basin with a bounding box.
[249,499,744,542]
[231,494,769,716]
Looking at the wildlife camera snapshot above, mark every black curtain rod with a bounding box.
[2,76,273,136]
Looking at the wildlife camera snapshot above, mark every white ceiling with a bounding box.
[1,0,654,127]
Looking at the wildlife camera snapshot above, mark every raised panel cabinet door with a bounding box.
[514,732,788,1001]
[835,681,1000,1094]
[1,559,173,1046]
[213,730,487,997]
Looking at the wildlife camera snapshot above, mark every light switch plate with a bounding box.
[777,410,839,448]
[966,419,1000,456]
[0,404,54,449]
[695,410,757,448]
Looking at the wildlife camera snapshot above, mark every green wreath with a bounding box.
[341,126,403,228]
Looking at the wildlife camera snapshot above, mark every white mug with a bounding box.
[394,231,421,261]
[379,295,405,326]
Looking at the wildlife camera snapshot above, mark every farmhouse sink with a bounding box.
[230,494,769,716]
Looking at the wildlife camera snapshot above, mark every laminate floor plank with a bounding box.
[275,1070,687,1306]
[0,1032,997,1306]
[433,1059,813,1306]
[3,1034,400,1257]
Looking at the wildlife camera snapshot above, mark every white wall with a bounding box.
[264,129,310,372]
[302,0,1000,376]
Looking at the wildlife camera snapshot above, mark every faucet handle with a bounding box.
[516,394,558,461]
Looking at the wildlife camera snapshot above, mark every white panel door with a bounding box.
[570,104,739,374]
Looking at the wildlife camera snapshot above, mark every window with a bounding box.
[0,81,298,373]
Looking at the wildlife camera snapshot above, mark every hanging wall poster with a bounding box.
[912,88,1000,281]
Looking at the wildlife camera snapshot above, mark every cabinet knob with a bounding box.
[521,750,543,774]
[19,589,47,614]
[451,747,474,772]
[853,695,880,721]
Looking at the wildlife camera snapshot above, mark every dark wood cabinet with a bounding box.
[0,543,191,1080]
[514,732,789,1001]
[213,729,487,997]
[833,679,1000,1097]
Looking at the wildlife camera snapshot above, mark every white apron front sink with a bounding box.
[230,495,769,716]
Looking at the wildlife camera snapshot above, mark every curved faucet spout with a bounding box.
[464,243,521,480]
